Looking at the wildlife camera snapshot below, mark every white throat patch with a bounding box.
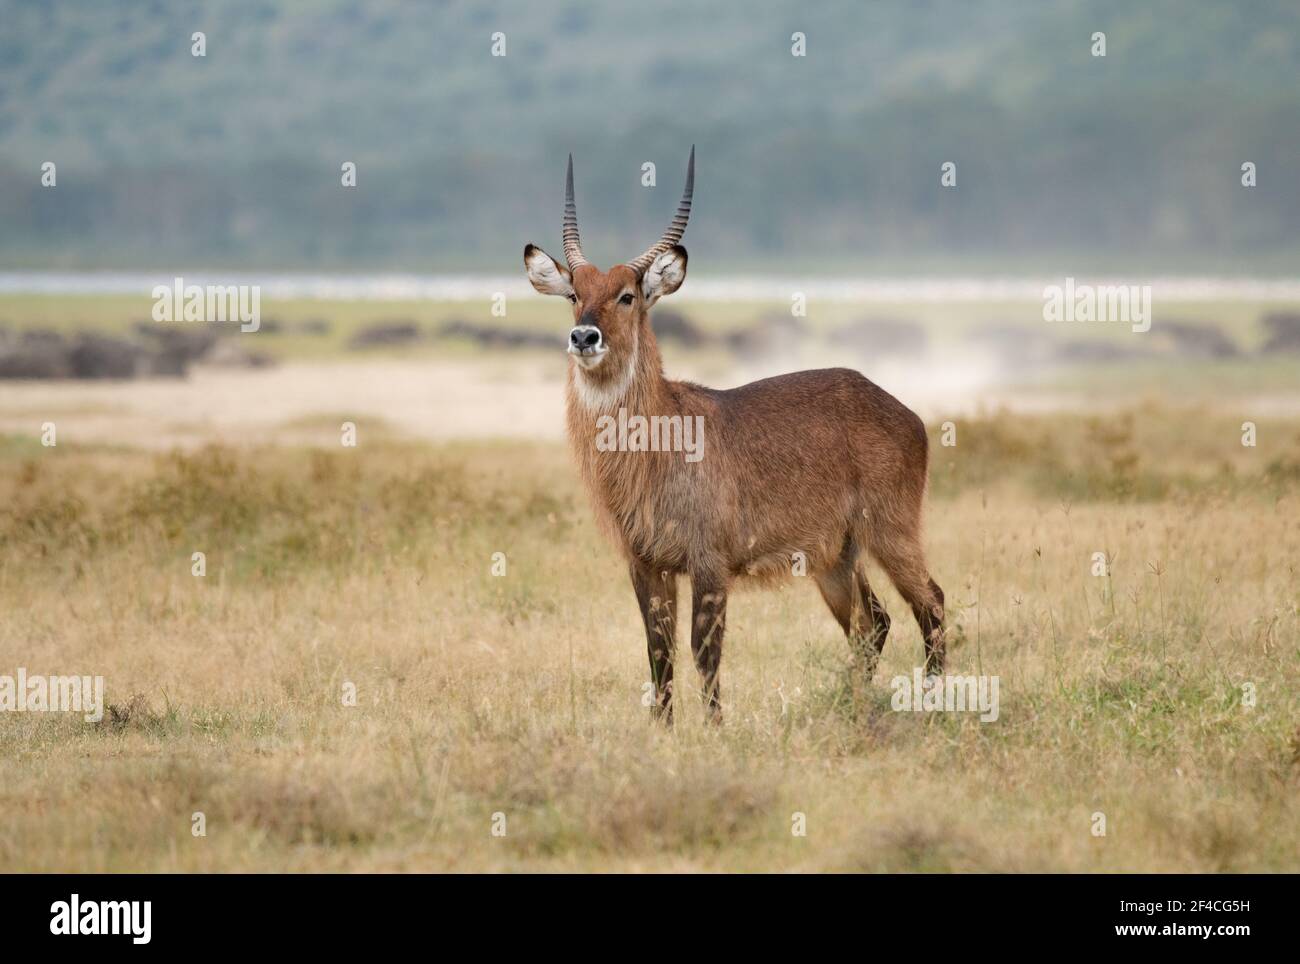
[572,348,638,413]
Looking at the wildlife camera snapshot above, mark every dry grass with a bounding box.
[0,411,1297,872]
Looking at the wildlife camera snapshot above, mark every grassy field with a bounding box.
[1,404,1297,872]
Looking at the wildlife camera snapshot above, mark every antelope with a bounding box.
[523,148,945,724]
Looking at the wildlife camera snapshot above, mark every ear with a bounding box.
[641,245,687,306]
[523,244,573,297]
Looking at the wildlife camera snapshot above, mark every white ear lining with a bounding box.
[525,248,573,297]
[641,249,686,303]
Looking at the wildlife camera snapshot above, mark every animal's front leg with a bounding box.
[630,562,677,724]
[690,575,728,724]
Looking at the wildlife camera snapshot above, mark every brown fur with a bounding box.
[531,259,945,724]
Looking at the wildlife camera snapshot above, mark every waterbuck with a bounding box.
[523,149,945,724]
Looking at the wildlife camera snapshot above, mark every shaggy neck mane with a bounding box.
[564,327,683,560]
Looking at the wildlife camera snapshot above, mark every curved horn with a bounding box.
[626,145,694,276]
[562,153,588,270]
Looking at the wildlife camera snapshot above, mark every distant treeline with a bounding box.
[2,0,1298,270]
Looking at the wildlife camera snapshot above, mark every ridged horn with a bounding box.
[562,153,588,270]
[626,145,694,276]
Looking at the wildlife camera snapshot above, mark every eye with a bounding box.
[618,292,634,306]
[567,293,578,304]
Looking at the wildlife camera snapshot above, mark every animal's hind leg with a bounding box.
[867,530,945,677]
[814,548,891,678]
[856,572,892,677]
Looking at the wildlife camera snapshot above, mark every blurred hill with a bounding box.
[2,0,1298,272]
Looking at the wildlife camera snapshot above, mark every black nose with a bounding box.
[570,327,601,350]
